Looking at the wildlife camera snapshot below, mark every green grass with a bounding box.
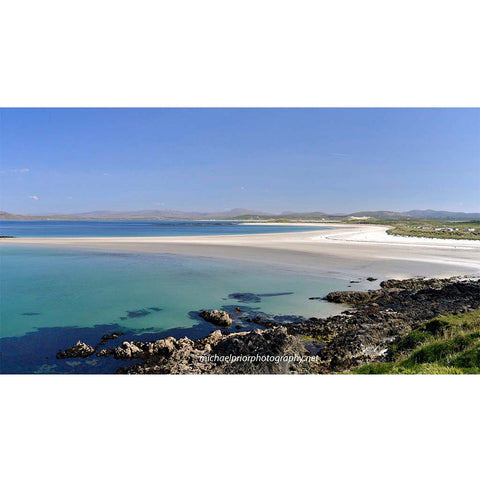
[386,221,480,240]
[353,310,480,374]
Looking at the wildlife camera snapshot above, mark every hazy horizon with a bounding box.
[1,108,479,214]
[0,207,480,216]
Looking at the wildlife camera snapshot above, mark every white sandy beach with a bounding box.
[3,223,479,280]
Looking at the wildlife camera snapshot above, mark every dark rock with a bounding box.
[199,309,233,327]
[113,341,146,359]
[366,277,377,282]
[228,292,262,303]
[96,349,114,357]
[99,332,124,345]
[116,326,312,374]
[228,292,293,303]
[324,290,376,305]
[289,277,480,372]
[379,277,450,290]
[59,277,480,375]
[57,341,95,359]
[125,309,152,318]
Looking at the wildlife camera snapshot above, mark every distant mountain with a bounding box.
[0,209,271,221]
[404,210,480,220]
[1,208,479,221]
[280,211,330,219]
[69,208,271,219]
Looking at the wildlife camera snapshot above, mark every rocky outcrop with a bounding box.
[56,277,480,375]
[287,277,480,372]
[379,277,452,290]
[56,341,95,359]
[114,327,311,374]
[199,309,232,327]
[324,290,376,305]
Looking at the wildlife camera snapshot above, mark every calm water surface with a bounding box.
[0,220,328,237]
[0,221,362,374]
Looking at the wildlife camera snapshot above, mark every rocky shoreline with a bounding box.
[55,276,480,374]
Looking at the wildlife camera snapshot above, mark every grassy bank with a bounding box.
[353,310,480,374]
[386,221,480,240]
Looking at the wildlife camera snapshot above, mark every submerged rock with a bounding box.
[99,332,124,345]
[56,277,480,375]
[228,292,294,303]
[101,332,123,341]
[57,341,95,359]
[199,309,233,327]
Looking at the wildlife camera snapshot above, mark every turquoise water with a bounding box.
[0,220,328,237]
[0,245,351,373]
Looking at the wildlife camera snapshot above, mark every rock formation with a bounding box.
[199,309,233,327]
[56,341,95,359]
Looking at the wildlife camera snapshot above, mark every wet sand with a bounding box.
[2,223,479,280]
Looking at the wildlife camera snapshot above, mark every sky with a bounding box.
[0,108,479,214]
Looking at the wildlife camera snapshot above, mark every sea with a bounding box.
[0,220,327,237]
[0,221,357,374]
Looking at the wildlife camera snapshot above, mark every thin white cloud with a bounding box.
[103,173,111,176]
[155,202,165,206]
[28,195,39,201]
[1,168,30,174]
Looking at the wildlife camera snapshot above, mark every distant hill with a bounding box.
[1,208,479,221]
[404,210,480,220]
[68,208,270,220]
[0,209,271,221]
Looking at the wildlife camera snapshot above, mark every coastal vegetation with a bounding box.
[385,221,480,240]
[354,310,480,374]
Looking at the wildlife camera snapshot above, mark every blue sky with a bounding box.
[1,108,479,214]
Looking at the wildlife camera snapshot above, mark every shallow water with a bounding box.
[0,245,356,373]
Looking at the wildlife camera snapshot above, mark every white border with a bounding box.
[1,0,479,107]
[1,1,479,478]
